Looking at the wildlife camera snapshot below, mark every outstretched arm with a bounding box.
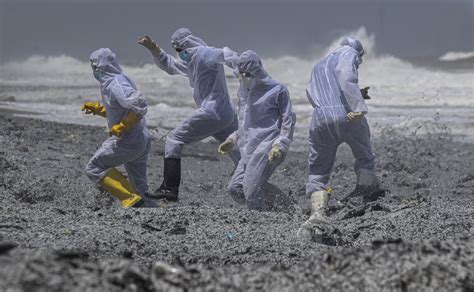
[203,47,241,77]
[138,34,187,76]
[154,50,188,76]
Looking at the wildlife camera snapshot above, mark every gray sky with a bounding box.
[0,0,473,64]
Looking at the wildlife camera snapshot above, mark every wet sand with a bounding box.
[0,114,472,291]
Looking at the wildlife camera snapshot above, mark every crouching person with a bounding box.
[219,50,296,210]
[82,48,154,208]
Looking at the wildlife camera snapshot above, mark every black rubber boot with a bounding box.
[362,185,386,202]
[131,198,145,208]
[151,158,181,202]
[133,192,158,208]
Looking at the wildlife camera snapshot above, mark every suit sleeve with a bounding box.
[110,79,148,117]
[273,87,296,153]
[153,50,188,76]
[336,51,368,114]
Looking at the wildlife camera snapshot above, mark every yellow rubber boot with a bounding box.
[99,168,143,208]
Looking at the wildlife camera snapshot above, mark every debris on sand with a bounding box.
[1,238,472,291]
[0,242,17,254]
[0,115,472,291]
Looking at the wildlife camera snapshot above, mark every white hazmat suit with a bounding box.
[306,36,376,195]
[153,28,240,164]
[225,50,296,210]
[85,48,152,206]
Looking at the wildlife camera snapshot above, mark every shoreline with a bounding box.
[1,100,474,146]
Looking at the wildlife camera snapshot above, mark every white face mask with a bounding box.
[91,62,101,81]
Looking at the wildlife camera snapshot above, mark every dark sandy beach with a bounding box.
[0,114,472,291]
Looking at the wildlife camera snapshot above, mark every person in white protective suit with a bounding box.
[138,28,241,202]
[218,50,296,210]
[82,48,154,208]
[298,37,384,237]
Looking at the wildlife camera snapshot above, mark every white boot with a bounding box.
[297,190,331,238]
[310,190,330,214]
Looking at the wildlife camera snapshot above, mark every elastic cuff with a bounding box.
[228,133,238,144]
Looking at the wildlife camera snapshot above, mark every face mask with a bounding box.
[179,50,191,62]
[93,70,101,81]
[91,62,101,81]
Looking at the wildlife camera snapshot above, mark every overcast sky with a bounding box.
[0,0,473,64]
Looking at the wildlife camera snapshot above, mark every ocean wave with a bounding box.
[439,51,474,62]
[0,27,472,107]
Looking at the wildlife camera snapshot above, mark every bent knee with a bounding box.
[228,181,243,193]
[85,159,105,183]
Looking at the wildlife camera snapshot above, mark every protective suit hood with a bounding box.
[237,50,269,79]
[340,36,365,57]
[171,27,207,51]
[90,48,123,83]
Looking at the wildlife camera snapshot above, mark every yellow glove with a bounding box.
[109,112,141,137]
[218,138,235,155]
[81,101,106,118]
[268,145,282,162]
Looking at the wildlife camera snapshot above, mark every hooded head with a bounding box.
[170,28,207,62]
[237,50,269,79]
[171,27,207,51]
[340,36,365,57]
[89,48,122,82]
